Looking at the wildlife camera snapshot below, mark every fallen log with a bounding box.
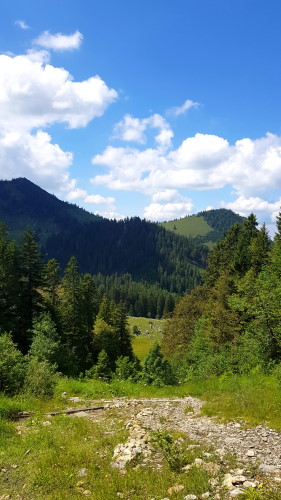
[44,406,104,416]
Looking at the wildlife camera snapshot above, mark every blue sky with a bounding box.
[1,0,281,232]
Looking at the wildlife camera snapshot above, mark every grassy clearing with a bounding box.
[160,215,212,238]
[129,316,164,362]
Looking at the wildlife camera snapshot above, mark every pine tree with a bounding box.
[0,223,20,336]
[142,343,174,386]
[18,227,42,351]
[112,302,133,358]
[43,258,60,311]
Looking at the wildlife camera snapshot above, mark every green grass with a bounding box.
[2,375,281,498]
[129,316,164,361]
[183,372,281,430]
[160,215,212,238]
[55,377,189,400]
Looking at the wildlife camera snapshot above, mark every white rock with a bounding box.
[222,474,236,490]
[77,468,87,477]
[243,481,256,488]
[259,463,279,474]
[201,493,210,499]
[232,475,247,484]
[184,495,197,500]
[246,450,255,457]
[229,488,245,497]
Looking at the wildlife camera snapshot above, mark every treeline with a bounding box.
[163,213,281,379]
[92,273,177,318]
[0,221,178,395]
[1,179,208,295]
[0,223,134,378]
[45,217,207,294]
[195,208,245,245]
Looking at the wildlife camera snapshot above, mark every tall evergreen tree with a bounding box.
[18,227,42,351]
[0,223,20,336]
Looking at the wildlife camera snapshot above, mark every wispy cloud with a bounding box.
[33,30,83,51]
[113,113,174,151]
[168,99,200,116]
[15,20,30,30]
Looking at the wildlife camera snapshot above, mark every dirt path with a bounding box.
[70,396,281,473]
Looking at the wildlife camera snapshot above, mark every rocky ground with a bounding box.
[68,396,281,499]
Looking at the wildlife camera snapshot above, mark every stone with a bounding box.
[82,490,91,496]
[182,464,192,471]
[201,493,210,499]
[42,421,51,426]
[77,468,87,477]
[232,475,246,484]
[246,450,255,457]
[259,463,279,474]
[202,462,220,475]
[184,495,197,500]
[229,488,245,497]
[222,474,236,490]
[243,481,256,488]
[167,483,185,495]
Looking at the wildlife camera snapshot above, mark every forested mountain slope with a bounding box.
[0,178,101,243]
[0,178,208,294]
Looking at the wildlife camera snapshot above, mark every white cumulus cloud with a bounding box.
[92,130,281,223]
[0,129,74,192]
[144,201,193,221]
[64,188,87,201]
[0,46,117,195]
[0,52,117,131]
[222,195,281,222]
[33,30,83,51]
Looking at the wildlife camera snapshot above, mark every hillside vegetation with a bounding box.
[0,178,208,295]
[160,208,245,247]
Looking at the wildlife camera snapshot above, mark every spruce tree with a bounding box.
[18,227,42,351]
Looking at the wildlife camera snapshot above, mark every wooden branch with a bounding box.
[44,406,104,416]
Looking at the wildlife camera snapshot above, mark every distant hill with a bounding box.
[160,209,245,247]
[0,178,101,244]
[0,178,209,294]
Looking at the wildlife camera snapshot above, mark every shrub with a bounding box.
[115,355,141,381]
[142,343,175,387]
[86,349,112,381]
[24,356,57,398]
[0,333,26,395]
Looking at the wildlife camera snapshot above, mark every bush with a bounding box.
[0,333,26,395]
[86,350,112,381]
[142,343,175,387]
[115,355,141,381]
[24,356,57,398]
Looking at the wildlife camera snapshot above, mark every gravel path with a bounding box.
[78,396,281,474]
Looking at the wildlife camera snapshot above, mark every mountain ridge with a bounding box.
[0,178,244,294]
